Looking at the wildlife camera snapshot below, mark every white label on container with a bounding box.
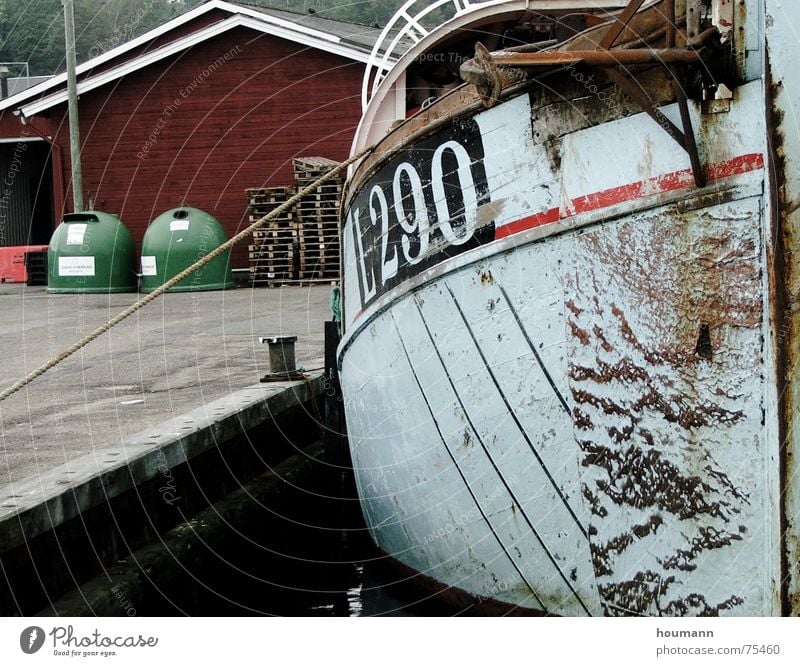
[170,220,190,232]
[66,224,87,245]
[58,256,95,276]
[141,256,157,276]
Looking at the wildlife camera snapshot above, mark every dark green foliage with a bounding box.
[0,0,205,74]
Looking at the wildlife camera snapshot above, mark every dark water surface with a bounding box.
[148,466,456,617]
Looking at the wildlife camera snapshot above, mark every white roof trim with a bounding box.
[0,136,44,144]
[1,0,381,114]
[214,1,340,43]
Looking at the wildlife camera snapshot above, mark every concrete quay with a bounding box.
[0,283,332,486]
[0,283,336,615]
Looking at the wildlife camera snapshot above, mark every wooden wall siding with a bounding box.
[47,26,363,268]
[0,113,25,137]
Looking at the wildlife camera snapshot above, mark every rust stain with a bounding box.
[578,440,745,520]
[568,320,591,345]
[630,387,744,429]
[480,269,495,285]
[573,387,739,438]
[571,358,650,384]
[660,593,743,617]
[591,516,664,576]
[599,571,744,616]
[561,203,764,614]
[767,54,796,616]
[573,408,592,430]
[571,390,630,417]
[569,306,745,426]
[600,571,675,616]
[660,525,744,572]
[582,214,762,350]
[593,324,614,352]
[606,424,635,444]
[565,299,583,316]
[581,485,607,518]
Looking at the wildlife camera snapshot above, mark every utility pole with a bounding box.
[64,0,84,211]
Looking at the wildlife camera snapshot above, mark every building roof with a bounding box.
[0,0,398,117]
[3,76,52,99]
[228,2,388,54]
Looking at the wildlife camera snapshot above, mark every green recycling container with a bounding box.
[47,211,137,293]
[139,207,234,293]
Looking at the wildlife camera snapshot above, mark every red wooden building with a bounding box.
[0,0,388,269]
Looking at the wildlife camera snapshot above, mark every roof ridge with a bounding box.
[226,1,381,29]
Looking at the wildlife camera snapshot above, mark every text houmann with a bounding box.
[656,628,714,638]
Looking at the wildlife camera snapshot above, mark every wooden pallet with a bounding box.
[250,275,338,287]
[292,156,341,185]
[247,159,343,286]
[23,251,47,286]
[246,184,294,199]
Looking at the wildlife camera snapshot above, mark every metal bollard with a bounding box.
[259,335,304,381]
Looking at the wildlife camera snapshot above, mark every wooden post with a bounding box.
[63,0,83,212]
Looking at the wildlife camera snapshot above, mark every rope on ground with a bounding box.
[0,144,374,404]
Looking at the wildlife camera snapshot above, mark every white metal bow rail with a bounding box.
[361,0,639,111]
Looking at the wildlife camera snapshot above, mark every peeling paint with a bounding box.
[339,0,789,617]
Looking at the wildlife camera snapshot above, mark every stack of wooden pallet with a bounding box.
[246,156,343,286]
[247,186,298,284]
[293,157,342,282]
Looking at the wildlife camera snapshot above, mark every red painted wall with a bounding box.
[0,113,25,137]
[43,25,364,268]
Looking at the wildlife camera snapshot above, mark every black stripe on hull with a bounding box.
[497,284,571,414]
[443,281,592,615]
[411,294,592,615]
[445,281,590,542]
[389,310,546,611]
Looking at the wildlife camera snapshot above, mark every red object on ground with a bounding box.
[0,246,48,283]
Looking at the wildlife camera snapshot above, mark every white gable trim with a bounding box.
[0,136,44,144]
[2,0,383,115]
[213,1,340,43]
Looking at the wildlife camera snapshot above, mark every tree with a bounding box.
[1,0,66,74]
[0,0,206,75]
[72,0,198,63]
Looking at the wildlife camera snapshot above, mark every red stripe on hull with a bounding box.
[495,152,764,240]
[495,207,559,240]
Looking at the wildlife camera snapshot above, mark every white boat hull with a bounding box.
[339,21,786,614]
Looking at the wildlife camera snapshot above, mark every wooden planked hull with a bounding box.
[338,0,795,615]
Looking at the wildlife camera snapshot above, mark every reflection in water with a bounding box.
[151,465,456,617]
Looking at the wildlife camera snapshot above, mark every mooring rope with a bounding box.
[0,145,374,404]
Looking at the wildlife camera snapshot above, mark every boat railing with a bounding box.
[362,0,505,111]
[361,1,670,112]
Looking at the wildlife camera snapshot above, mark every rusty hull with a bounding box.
[338,0,795,615]
[765,0,800,616]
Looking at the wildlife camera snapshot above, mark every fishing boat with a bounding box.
[336,0,800,616]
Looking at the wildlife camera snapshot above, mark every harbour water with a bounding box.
[142,468,457,617]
